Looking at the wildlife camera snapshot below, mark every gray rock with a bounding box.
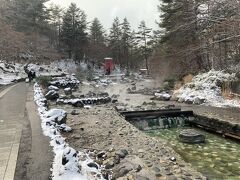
[116,149,128,158]
[71,110,80,115]
[87,162,99,169]
[131,85,137,91]
[72,100,84,108]
[145,160,153,167]
[178,97,185,103]
[105,160,115,169]
[97,151,106,158]
[136,176,150,180]
[179,129,205,144]
[165,170,173,175]
[185,99,193,104]
[155,172,162,177]
[116,165,133,178]
[193,97,205,105]
[133,164,142,172]
[113,155,120,164]
[169,157,176,162]
[153,167,161,173]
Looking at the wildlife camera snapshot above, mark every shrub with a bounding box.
[163,76,177,90]
[37,76,52,88]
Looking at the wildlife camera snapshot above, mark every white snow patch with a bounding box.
[0,60,78,85]
[174,70,240,108]
[155,92,171,99]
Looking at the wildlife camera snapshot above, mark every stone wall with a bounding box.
[190,115,240,139]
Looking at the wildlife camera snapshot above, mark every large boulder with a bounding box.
[179,129,205,144]
[45,90,59,100]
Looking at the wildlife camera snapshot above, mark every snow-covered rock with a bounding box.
[0,60,78,85]
[64,87,72,95]
[45,90,59,101]
[45,109,67,125]
[48,85,59,91]
[154,92,172,101]
[50,75,80,88]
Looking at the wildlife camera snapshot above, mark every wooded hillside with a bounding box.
[150,0,240,81]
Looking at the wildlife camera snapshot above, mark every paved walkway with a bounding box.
[0,83,26,180]
[0,83,52,180]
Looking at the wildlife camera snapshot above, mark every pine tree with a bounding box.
[61,3,87,60]
[48,4,63,46]
[108,17,122,65]
[159,0,202,73]
[90,18,105,45]
[160,0,197,48]
[128,30,142,69]
[88,18,106,63]
[136,21,153,73]
[121,18,131,68]
[9,0,50,32]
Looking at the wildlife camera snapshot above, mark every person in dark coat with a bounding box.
[28,70,36,82]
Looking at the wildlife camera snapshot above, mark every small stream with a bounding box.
[146,128,240,179]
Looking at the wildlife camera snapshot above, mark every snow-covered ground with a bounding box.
[174,70,240,108]
[34,83,104,180]
[0,60,78,85]
[0,62,25,85]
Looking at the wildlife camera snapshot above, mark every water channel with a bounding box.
[146,128,240,179]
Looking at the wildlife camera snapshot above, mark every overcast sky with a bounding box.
[47,0,160,31]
